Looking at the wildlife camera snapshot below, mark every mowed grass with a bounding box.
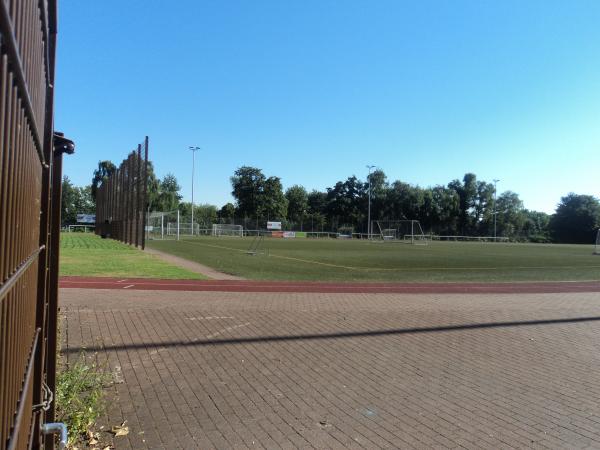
[60,233,205,279]
[147,236,600,282]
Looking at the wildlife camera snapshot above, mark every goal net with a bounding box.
[595,229,600,255]
[212,224,243,237]
[147,210,180,240]
[168,221,199,236]
[373,220,428,244]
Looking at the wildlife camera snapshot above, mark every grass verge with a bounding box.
[60,232,205,279]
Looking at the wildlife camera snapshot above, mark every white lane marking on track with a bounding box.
[187,316,235,321]
[117,279,127,283]
[122,284,135,289]
[206,323,251,339]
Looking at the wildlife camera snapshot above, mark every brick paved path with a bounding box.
[61,289,600,449]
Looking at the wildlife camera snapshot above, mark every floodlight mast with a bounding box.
[493,179,500,241]
[367,165,376,239]
[189,146,201,235]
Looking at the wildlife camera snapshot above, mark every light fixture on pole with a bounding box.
[189,146,201,235]
[493,178,500,241]
[367,165,375,239]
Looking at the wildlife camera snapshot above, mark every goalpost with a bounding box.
[373,220,428,245]
[147,210,180,240]
[168,221,199,236]
[212,224,243,237]
[595,229,600,255]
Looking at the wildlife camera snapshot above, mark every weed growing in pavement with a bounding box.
[55,354,111,448]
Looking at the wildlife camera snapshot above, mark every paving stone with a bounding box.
[61,289,600,449]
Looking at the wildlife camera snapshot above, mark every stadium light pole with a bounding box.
[493,178,500,241]
[189,146,201,235]
[367,165,375,239]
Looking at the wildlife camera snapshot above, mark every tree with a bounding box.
[230,167,288,223]
[285,185,308,227]
[155,173,182,211]
[197,204,218,227]
[474,180,494,234]
[549,194,600,243]
[61,177,77,225]
[77,185,95,215]
[326,176,365,230]
[146,161,161,210]
[385,181,424,222]
[308,190,327,215]
[230,166,266,219]
[522,210,550,242]
[448,173,478,234]
[61,177,95,225]
[366,169,388,222]
[218,203,236,223]
[307,190,328,231]
[429,186,460,234]
[494,191,525,238]
[91,160,116,200]
[260,176,288,221]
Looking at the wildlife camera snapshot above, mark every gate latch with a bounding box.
[32,382,53,411]
[41,422,68,450]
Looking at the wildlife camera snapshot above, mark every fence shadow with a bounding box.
[64,315,600,355]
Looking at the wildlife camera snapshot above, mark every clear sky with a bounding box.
[56,0,600,214]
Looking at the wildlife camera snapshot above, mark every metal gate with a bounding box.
[0,1,68,449]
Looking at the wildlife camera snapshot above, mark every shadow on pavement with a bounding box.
[64,315,600,355]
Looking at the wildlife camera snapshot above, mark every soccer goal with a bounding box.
[212,224,243,237]
[147,210,180,240]
[168,221,199,236]
[373,220,428,245]
[594,229,600,255]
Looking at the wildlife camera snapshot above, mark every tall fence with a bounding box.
[95,137,149,249]
[0,1,70,449]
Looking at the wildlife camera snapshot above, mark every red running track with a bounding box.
[59,276,600,294]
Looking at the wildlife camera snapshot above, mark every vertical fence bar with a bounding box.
[44,146,65,446]
[93,139,149,248]
[136,144,142,248]
[142,137,148,250]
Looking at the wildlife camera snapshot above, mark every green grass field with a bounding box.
[60,233,205,279]
[147,236,600,282]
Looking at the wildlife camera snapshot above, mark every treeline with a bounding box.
[222,166,599,244]
[65,162,599,244]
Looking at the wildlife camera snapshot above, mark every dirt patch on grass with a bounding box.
[144,247,244,280]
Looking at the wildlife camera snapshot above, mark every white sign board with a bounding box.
[76,214,96,224]
[283,231,295,238]
[266,221,282,230]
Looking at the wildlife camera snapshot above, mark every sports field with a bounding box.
[146,236,600,282]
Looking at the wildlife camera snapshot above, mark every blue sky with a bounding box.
[56,0,600,214]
